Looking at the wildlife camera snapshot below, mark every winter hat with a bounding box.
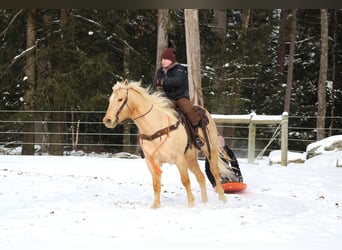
[161,48,176,62]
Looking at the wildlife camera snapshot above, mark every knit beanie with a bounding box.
[161,48,176,62]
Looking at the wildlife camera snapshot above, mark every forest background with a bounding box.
[0,9,341,156]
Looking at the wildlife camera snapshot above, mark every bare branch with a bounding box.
[12,45,36,64]
[0,9,25,39]
[0,45,36,79]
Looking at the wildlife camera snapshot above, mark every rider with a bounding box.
[153,47,204,149]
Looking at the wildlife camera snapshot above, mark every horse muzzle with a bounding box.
[103,116,118,128]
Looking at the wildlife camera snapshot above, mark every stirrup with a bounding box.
[194,136,204,149]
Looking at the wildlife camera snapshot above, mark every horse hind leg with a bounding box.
[209,151,227,203]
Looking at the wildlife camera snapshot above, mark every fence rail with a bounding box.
[1,110,341,165]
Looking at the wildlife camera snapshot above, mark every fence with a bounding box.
[1,110,341,164]
[212,112,288,165]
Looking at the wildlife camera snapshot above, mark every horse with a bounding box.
[103,80,227,208]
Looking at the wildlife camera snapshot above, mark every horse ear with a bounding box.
[124,79,129,85]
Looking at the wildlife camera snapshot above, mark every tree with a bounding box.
[156,9,170,72]
[22,9,37,155]
[48,9,69,155]
[329,10,338,136]
[241,9,251,32]
[317,9,328,140]
[284,9,297,113]
[212,9,227,41]
[277,9,291,87]
[184,9,203,105]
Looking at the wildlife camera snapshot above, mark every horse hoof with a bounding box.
[151,203,160,209]
[220,195,227,203]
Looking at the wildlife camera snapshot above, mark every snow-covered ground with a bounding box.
[1,150,342,249]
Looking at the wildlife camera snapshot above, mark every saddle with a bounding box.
[176,105,212,158]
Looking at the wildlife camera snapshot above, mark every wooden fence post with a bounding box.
[281,112,289,166]
[248,113,256,163]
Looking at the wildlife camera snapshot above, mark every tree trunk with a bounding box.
[277,9,291,87]
[184,9,203,105]
[329,10,337,137]
[242,9,251,31]
[212,9,227,41]
[156,9,170,72]
[317,9,329,140]
[212,9,226,92]
[49,9,68,155]
[49,112,65,155]
[284,9,296,113]
[22,9,37,155]
[122,44,131,153]
[212,9,228,137]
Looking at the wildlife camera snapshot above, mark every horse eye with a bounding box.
[118,98,123,102]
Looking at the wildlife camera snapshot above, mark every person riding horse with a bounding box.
[153,47,204,150]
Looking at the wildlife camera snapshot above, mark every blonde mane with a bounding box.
[113,80,178,118]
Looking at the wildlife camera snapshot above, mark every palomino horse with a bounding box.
[103,80,227,208]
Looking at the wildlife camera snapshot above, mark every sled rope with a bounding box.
[256,121,283,159]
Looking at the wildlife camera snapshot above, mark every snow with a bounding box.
[269,149,305,164]
[306,134,342,154]
[1,150,342,249]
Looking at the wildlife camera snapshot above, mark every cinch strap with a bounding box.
[138,121,180,141]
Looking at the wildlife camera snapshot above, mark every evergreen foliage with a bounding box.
[0,9,341,154]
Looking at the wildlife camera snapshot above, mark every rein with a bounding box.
[132,104,153,121]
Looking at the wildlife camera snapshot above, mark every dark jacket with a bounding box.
[155,63,189,100]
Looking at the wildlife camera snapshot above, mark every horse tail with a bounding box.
[217,148,239,182]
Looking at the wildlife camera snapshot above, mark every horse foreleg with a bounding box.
[176,159,195,208]
[151,173,161,209]
[146,159,161,209]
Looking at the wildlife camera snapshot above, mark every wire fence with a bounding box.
[1,110,341,158]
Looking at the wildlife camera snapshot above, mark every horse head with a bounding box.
[103,80,131,128]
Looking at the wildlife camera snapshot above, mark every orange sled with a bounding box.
[215,182,247,193]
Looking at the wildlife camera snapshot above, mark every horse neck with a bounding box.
[129,93,175,133]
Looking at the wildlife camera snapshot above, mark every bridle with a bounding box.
[113,88,153,123]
